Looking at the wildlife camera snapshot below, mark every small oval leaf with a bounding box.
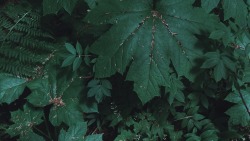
[73,57,82,71]
[76,41,83,55]
[61,55,76,67]
[65,43,76,55]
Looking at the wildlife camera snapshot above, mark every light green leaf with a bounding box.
[73,57,82,71]
[0,73,27,104]
[85,0,219,104]
[85,134,103,141]
[58,122,87,141]
[62,55,76,67]
[65,43,76,55]
[6,104,43,138]
[201,0,220,13]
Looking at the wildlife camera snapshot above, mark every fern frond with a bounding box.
[0,2,57,78]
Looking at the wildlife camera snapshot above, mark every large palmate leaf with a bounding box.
[27,72,85,126]
[85,0,219,103]
[6,104,44,140]
[0,73,27,104]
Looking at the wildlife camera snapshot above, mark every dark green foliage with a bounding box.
[0,2,55,78]
[0,0,250,141]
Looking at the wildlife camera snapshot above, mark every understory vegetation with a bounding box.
[0,0,250,140]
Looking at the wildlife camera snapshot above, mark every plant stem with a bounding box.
[238,89,250,116]
[43,115,52,140]
[33,126,52,140]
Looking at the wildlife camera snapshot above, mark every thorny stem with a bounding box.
[238,89,250,116]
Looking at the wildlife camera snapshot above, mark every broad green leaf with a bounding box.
[27,78,51,107]
[85,0,219,104]
[49,79,85,126]
[49,98,84,126]
[18,132,45,141]
[223,0,248,27]
[73,57,82,71]
[62,55,76,67]
[43,0,78,15]
[6,104,43,138]
[58,122,87,141]
[76,42,83,55]
[65,43,76,55]
[85,134,103,141]
[225,89,250,126]
[201,0,220,13]
[27,71,85,126]
[0,73,27,104]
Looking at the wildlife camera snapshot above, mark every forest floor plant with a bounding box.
[0,0,250,140]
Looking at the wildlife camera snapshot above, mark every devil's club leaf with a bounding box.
[6,104,43,138]
[27,71,85,126]
[0,73,27,104]
[85,0,219,103]
[58,122,87,141]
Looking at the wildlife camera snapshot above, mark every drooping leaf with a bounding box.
[58,122,87,141]
[0,73,27,104]
[85,0,219,104]
[43,0,78,15]
[201,0,220,13]
[6,104,43,138]
[223,0,248,27]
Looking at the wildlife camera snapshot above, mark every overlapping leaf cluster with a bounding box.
[0,0,250,140]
